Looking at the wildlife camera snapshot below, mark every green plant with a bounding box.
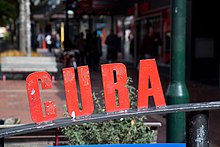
[62,77,156,145]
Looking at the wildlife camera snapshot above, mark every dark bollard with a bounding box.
[186,111,209,147]
[0,137,4,147]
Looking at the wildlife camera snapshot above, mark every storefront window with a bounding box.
[135,8,171,65]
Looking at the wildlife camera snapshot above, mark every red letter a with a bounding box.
[101,63,129,113]
[63,66,94,117]
[138,59,166,109]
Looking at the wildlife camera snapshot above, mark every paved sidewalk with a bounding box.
[1,66,220,146]
[0,80,66,123]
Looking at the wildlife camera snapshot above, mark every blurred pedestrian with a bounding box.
[105,29,120,63]
[85,29,93,69]
[37,29,44,48]
[45,33,52,52]
[76,32,86,66]
[63,38,73,52]
[128,32,134,57]
[140,23,162,60]
[55,33,61,49]
[91,30,102,71]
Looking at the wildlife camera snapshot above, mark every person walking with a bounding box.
[37,29,45,48]
[76,32,86,66]
[91,31,102,71]
[45,32,52,52]
[140,24,162,60]
[105,30,120,63]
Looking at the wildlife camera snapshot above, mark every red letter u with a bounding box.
[63,66,94,117]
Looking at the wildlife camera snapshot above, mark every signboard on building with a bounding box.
[138,2,150,16]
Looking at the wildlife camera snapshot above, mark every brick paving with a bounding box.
[1,66,220,146]
[0,80,66,123]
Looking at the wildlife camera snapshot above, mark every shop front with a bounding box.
[125,0,171,70]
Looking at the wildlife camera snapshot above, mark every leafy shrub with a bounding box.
[62,77,156,145]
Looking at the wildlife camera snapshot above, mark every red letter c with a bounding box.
[26,72,56,123]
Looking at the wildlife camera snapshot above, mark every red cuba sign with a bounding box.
[26,59,166,123]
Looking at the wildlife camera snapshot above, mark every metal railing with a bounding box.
[0,101,220,146]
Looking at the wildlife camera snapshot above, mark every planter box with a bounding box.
[144,122,162,143]
[47,144,186,147]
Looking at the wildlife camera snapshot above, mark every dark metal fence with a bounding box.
[1,101,220,146]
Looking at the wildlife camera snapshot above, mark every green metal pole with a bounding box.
[166,0,189,143]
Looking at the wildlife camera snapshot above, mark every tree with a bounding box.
[0,0,17,26]
[0,0,18,45]
[19,0,31,56]
[25,0,31,56]
[19,0,26,53]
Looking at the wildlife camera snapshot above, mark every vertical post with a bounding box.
[88,16,93,31]
[54,128,60,146]
[61,22,64,50]
[134,3,138,67]
[25,0,31,56]
[166,0,189,143]
[0,137,4,147]
[186,111,209,147]
[111,15,114,32]
[65,0,69,41]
